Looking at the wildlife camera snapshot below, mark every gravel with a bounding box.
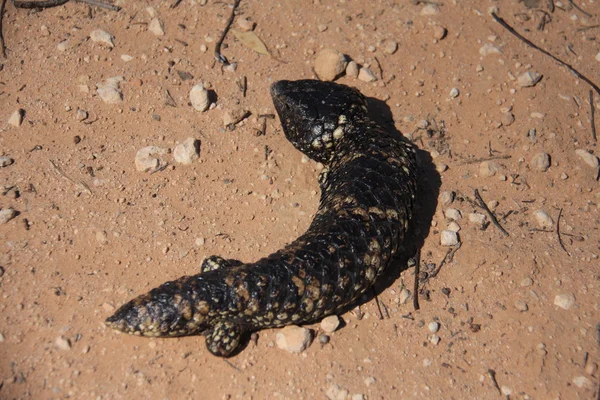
[479,161,498,177]
[432,26,447,40]
[440,230,459,246]
[135,146,168,173]
[97,76,124,104]
[575,149,599,168]
[149,18,165,36]
[444,208,462,221]
[173,138,200,165]
[0,208,18,224]
[55,336,71,350]
[190,84,210,112]
[314,49,347,81]
[531,152,551,172]
[533,210,554,229]
[90,29,114,47]
[514,300,528,312]
[517,71,542,87]
[8,109,24,127]
[275,325,312,353]
[399,288,411,304]
[320,315,340,333]
[383,40,398,54]
[345,61,359,78]
[0,156,14,167]
[428,321,440,333]
[358,67,377,82]
[554,293,575,310]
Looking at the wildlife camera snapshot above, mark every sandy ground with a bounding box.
[1,0,599,399]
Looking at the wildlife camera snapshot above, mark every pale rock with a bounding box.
[428,321,440,333]
[90,29,114,47]
[97,76,124,104]
[8,109,24,127]
[0,208,18,224]
[399,288,411,304]
[76,109,88,121]
[575,149,599,168]
[531,152,551,172]
[383,40,398,54]
[520,277,533,287]
[149,18,165,36]
[236,16,255,31]
[364,376,376,386]
[572,376,592,389]
[533,209,553,229]
[346,61,359,78]
[447,222,461,232]
[429,334,440,345]
[444,208,462,221]
[596,52,600,62]
[190,84,210,112]
[500,112,515,126]
[173,137,200,165]
[514,300,528,312]
[432,26,447,40]
[320,315,341,333]
[223,108,249,127]
[440,230,459,246]
[276,325,312,353]
[439,191,455,206]
[121,54,133,62]
[501,386,513,396]
[135,146,168,173]
[554,293,575,310]
[479,161,499,177]
[358,67,377,82]
[468,212,487,225]
[57,39,70,52]
[314,49,347,81]
[351,395,365,400]
[326,384,349,400]
[0,156,14,167]
[449,88,460,98]
[96,230,108,245]
[479,43,501,56]
[585,362,598,376]
[517,71,542,87]
[145,6,156,17]
[420,4,440,15]
[435,162,448,173]
[55,336,71,350]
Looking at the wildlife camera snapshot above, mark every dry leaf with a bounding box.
[231,29,270,56]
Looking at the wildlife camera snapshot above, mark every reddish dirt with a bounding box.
[1,0,599,399]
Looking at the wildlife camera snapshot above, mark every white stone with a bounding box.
[0,156,14,167]
[479,43,501,56]
[135,146,168,173]
[190,84,210,112]
[449,88,459,98]
[444,208,462,221]
[533,210,553,229]
[501,386,513,396]
[420,4,440,15]
[236,16,255,32]
[383,40,398,54]
[173,137,200,165]
[554,293,575,310]
[149,18,165,36]
[572,376,592,389]
[90,29,114,47]
[346,61,359,78]
[429,334,440,345]
[479,161,498,177]
[428,321,440,333]
[121,54,133,62]
[514,300,528,312]
[326,384,349,400]
[320,315,340,333]
[531,152,551,172]
[56,39,70,52]
[399,288,411,304]
[276,325,312,353]
[358,67,377,82]
[440,230,459,246]
[314,49,347,81]
[439,191,455,206]
[55,336,71,350]
[0,208,18,224]
[8,109,24,127]
[468,212,487,225]
[517,71,542,87]
[447,222,461,232]
[575,149,599,168]
[596,52,600,62]
[97,76,124,104]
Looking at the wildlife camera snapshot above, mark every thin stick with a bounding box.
[0,0,6,58]
[591,90,597,142]
[568,0,592,18]
[76,0,120,11]
[214,0,242,65]
[170,0,183,8]
[474,189,509,237]
[491,12,600,97]
[556,208,570,256]
[458,154,511,165]
[488,369,502,395]
[412,250,421,311]
[429,243,461,280]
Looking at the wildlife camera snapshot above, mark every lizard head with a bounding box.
[271,79,368,164]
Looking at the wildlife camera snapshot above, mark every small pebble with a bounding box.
[585,362,598,376]
[572,376,592,389]
[364,376,376,387]
[174,137,200,165]
[148,18,165,36]
[346,61,359,78]
[420,4,440,15]
[479,161,498,177]
[0,156,14,167]
[554,293,575,310]
[320,315,340,333]
[447,221,461,232]
[440,230,459,246]
[318,334,330,345]
[223,108,249,127]
[275,325,312,353]
[55,336,71,351]
[531,152,551,172]
[90,29,114,47]
[536,343,547,356]
[596,52,600,62]
[8,109,24,127]
[468,212,487,226]
[351,395,365,400]
[533,209,553,229]
[501,386,513,396]
[429,334,440,345]
[236,16,255,32]
[479,43,501,56]
[134,146,168,173]
[432,26,447,40]
[383,40,398,54]
[195,237,205,246]
[75,109,88,121]
[399,288,411,304]
[514,300,528,312]
[449,88,459,98]
[575,149,599,168]
[0,208,18,224]
[423,358,432,367]
[317,24,328,33]
[97,76,124,104]
[121,54,133,62]
[435,162,448,173]
[314,49,347,81]
[520,277,533,287]
[96,230,108,245]
[500,112,515,126]
[190,83,210,112]
[358,67,377,82]
[326,384,348,400]
[517,71,542,87]
[439,191,455,206]
[428,321,440,333]
[102,302,115,312]
[444,208,462,221]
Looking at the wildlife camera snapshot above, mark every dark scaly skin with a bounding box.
[106,80,418,357]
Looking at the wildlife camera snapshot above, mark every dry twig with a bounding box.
[214,0,242,65]
[0,0,6,58]
[474,189,509,237]
[591,90,597,142]
[556,208,570,256]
